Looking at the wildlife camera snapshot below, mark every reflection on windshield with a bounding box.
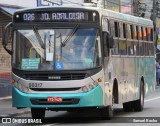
[13,28,101,71]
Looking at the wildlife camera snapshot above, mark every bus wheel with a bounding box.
[100,105,114,120]
[123,101,133,112]
[31,108,45,120]
[133,81,144,111]
[100,96,114,120]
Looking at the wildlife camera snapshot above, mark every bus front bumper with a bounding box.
[12,85,103,108]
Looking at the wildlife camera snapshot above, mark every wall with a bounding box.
[0,11,12,97]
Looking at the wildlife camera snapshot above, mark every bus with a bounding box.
[2,3,155,120]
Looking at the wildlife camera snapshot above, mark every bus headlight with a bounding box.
[81,81,99,93]
[14,81,29,93]
[81,86,89,92]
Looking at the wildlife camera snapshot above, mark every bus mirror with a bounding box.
[2,22,13,55]
[104,32,114,48]
[103,32,110,57]
[109,35,114,48]
[103,33,114,57]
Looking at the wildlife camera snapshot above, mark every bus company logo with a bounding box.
[2,118,11,123]
[48,76,61,80]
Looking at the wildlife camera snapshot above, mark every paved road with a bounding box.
[1,86,160,125]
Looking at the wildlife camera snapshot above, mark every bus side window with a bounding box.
[119,23,127,55]
[146,28,148,41]
[130,25,134,39]
[143,27,147,41]
[134,42,139,56]
[136,26,139,40]
[123,23,126,38]
[110,20,115,36]
[127,41,134,55]
[141,27,144,40]
[127,24,131,39]
[111,41,119,55]
[119,22,124,38]
[133,25,136,40]
[114,21,119,37]
[150,43,154,56]
[147,27,151,41]
[151,29,153,41]
[151,28,153,41]
[139,42,144,56]
[139,26,142,40]
[119,41,126,55]
[111,20,119,55]
[145,43,149,56]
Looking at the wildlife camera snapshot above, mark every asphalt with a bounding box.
[0,96,30,118]
[0,85,160,118]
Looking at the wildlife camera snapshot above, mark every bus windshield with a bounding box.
[13,28,102,71]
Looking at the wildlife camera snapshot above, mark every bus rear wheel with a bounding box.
[123,101,133,112]
[31,108,45,120]
[133,81,144,111]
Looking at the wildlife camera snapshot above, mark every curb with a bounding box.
[0,96,12,101]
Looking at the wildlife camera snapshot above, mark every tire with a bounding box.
[31,108,45,120]
[123,101,133,112]
[100,105,114,120]
[100,95,114,120]
[133,81,144,111]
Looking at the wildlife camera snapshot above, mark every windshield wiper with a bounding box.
[61,24,79,47]
[33,26,45,49]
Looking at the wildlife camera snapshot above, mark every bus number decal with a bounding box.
[29,83,42,88]
[23,13,35,21]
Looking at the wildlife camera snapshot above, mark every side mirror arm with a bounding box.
[109,35,114,48]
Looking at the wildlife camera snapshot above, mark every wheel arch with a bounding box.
[113,78,118,104]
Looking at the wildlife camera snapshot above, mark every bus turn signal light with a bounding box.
[98,78,102,82]
[11,79,15,84]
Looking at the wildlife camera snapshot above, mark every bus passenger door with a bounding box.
[119,23,127,103]
[102,17,113,106]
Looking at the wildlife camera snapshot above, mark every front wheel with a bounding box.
[100,95,114,120]
[100,105,114,120]
[31,108,45,120]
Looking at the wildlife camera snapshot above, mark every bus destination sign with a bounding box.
[13,11,98,23]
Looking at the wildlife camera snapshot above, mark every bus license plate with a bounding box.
[47,97,62,102]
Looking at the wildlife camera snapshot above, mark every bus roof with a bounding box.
[101,9,153,27]
[15,5,153,27]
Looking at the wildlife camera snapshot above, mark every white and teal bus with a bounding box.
[2,3,155,120]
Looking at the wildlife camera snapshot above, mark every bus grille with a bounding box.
[24,73,86,81]
[30,87,81,91]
